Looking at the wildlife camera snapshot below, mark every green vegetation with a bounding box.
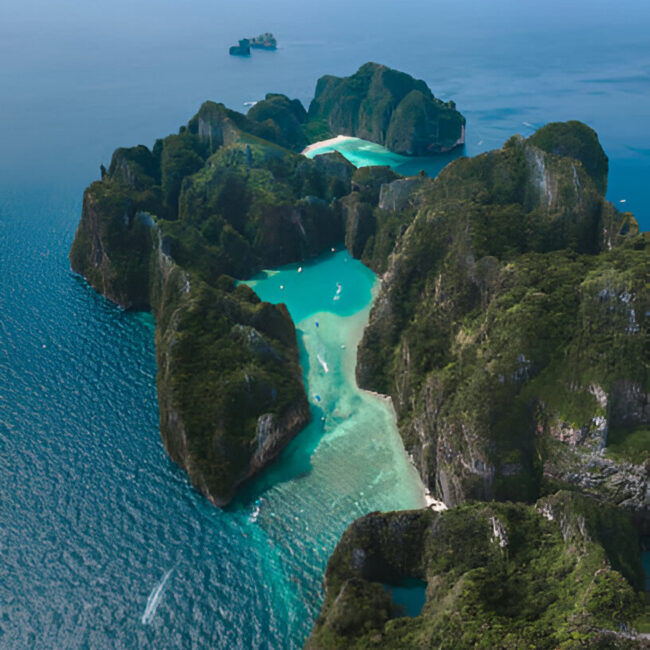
[247,93,308,151]
[69,178,158,309]
[307,493,647,649]
[68,64,468,504]
[155,275,308,503]
[307,62,466,155]
[606,426,650,464]
[529,121,609,194]
[69,95,353,504]
[356,124,647,510]
[69,83,647,645]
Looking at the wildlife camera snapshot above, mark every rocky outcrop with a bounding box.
[69,182,155,309]
[342,196,375,258]
[338,166,425,273]
[71,187,311,505]
[307,492,646,649]
[378,176,426,213]
[69,96,358,506]
[307,62,465,155]
[153,260,309,506]
[356,123,646,517]
[186,101,249,154]
[528,120,609,194]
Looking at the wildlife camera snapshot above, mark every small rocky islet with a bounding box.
[69,62,648,647]
[229,32,278,56]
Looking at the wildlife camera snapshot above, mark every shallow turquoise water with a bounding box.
[242,248,425,513]
[305,137,462,178]
[383,579,428,618]
[0,190,423,648]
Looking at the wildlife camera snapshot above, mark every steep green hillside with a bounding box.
[307,493,646,649]
[355,125,647,525]
[307,62,466,155]
[69,101,353,505]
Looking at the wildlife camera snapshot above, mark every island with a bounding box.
[68,64,647,643]
[68,63,465,506]
[249,32,277,50]
[229,33,277,56]
[229,39,251,57]
[307,62,466,155]
[307,493,646,648]
[304,120,648,647]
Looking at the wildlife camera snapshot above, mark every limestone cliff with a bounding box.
[153,254,309,506]
[69,100,354,505]
[307,492,646,649]
[307,62,466,155]
[355,123,647,524]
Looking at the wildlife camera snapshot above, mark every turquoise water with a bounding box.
[305,137,462,177]
[383,579,428,618]
[241,248,425,512]
[0,193,423,647]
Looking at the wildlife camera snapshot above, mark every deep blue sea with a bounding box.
[1,1,649,647]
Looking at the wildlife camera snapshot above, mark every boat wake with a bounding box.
[317,354,329,373]
[141,565,176,625]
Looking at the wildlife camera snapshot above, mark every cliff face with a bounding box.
[307,62,466,155]
[69,181,156,309]
[355,124,647,522]
[153,260,309,506]
[306,492,646,649]
[69,102,355,505]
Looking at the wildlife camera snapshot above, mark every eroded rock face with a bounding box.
[69,184,155,310]
[378,176,426,213]
[307,493,645,649]
[342,196,375,258]
[156,253,312,505]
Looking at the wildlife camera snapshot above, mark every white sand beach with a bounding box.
[301,134,356,155]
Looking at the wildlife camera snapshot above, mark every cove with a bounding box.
[304,135,463,177]
[239,248,426,510]
[231,247,426,642]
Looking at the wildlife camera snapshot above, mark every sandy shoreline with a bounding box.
[301,134,356,155]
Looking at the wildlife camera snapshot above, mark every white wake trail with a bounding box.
[141,565,176,625]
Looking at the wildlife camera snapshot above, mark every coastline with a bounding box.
[301,134,357,155]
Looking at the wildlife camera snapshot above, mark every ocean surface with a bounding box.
[1,0,649,647]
